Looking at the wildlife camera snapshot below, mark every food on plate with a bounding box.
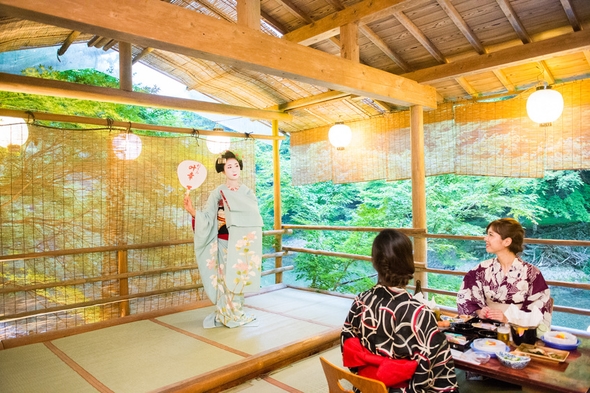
[438,320,450,328]
[514,343,569,363]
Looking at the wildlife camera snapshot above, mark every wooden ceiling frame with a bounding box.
[0,0,436,109]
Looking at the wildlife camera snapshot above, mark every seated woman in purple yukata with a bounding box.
[183,150,263,328]
[341,229,459,393]
[457,218,552,336]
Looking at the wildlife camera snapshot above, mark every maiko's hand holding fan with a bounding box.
[177,160,207,194]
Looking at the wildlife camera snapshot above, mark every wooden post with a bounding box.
[272,120,283,284]
[410,105,427,294]
[340,22,360,62]
[118,41,132,91]
[236,0,260,30]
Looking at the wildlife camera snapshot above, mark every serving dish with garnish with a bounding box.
[470,338,509,357]
[513,343,570,363]
[541,331,581,351]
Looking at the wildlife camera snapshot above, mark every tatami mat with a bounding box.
[51,319,244,393]
[0,343,98,393]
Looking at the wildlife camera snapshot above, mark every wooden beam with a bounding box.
[455,76,477,97]
[57,30,80,56]
[132,47,154,65]
[401,29,590,84]
[537,60,555,85]
[282,0,411,45]
[0,0,436,108]
[496,0,531,44]
[436,0,486,55]
[0,72,292,121]
[266,91,351,111]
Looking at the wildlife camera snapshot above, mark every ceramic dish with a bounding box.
[470,338,509,357]
[540,336,581,351]
[496,351,531,369]
[541,331,580,350]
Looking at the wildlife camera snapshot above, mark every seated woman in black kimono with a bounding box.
[341,229,458,392]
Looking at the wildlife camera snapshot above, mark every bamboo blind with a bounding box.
[291,79,590,185]
[0,124,256,339]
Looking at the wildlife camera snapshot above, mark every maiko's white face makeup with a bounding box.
[223,158,241,180]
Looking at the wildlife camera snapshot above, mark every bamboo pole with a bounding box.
[118,41,133,91]
[0,108,285,141]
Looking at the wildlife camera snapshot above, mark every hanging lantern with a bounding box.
[206,135,231,154]
[0,116,29,148]
[328,122,352,150]
[526,85,564,126]
[112,133,142,160]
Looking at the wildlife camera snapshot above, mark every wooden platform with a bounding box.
[0,285,530,393]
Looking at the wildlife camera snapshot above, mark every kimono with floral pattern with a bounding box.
[193,184,263,328]
[456,257,552,335]
[341,285,459,393]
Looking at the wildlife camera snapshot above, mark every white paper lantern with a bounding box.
[0,116,29,148]
[526,86,564,125]
[328,122,352,150]
[206,135,231,154]
[112,133,142,160]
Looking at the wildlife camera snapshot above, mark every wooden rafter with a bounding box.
[358,22,411,72]
[559,0,581,32]
[57,30,80,56]
[436,0,486,55]
[537,61,556,85]
[265,91,352,111]
[496,0,531,44]
[132,47,154,65]
[393,10,447,64]
[492,69,515,92]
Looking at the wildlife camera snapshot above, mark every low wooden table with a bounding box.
[453,338,590,393]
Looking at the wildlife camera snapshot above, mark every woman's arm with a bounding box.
[456,268,487,317]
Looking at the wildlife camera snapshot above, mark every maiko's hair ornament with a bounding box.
[215,150,243,173]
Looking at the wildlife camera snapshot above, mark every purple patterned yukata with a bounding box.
[457,257,552,335]
[341,285,458,393]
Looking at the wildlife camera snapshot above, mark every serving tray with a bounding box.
[513,343,570,363]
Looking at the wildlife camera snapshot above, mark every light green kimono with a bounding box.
[194,184,263,328]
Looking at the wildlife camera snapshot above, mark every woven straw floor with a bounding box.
[0,286,527,393]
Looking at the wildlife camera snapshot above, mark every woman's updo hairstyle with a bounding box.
[215,150,243,173]
[371,229,415,288]
[486,218,525,254]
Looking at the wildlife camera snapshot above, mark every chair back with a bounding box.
[320,356,388,393]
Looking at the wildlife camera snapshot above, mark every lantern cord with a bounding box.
[244,132,253,139]
[191,129,200,146]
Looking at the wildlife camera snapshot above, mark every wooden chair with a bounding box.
[320,356,388,393]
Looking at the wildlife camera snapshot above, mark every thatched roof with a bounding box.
[0,0,589,134]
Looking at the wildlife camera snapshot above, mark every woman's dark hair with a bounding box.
[215,150,243,173]
[486,218,525,254]
[371,229,415,288]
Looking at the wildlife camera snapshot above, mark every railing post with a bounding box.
[272,119,283,284]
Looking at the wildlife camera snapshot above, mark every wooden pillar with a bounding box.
[118,41,132,91]
[410,105,427,293]
[272,120,283,284]
[236,0,260,30]
[340,22,359,62]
